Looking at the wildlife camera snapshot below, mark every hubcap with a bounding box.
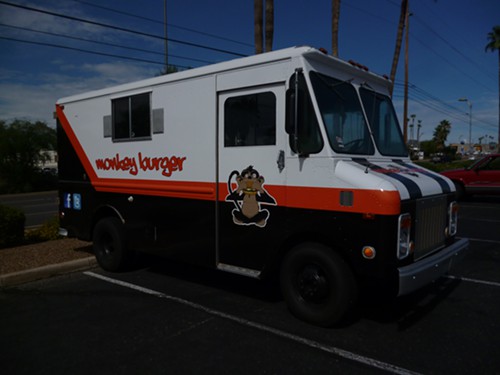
[100,234,114,256]
[297,264,329,303]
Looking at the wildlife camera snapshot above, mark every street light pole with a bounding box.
[417,119,422,151]
[458,98,472,153]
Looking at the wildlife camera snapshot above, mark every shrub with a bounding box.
[25,216,61,243]
[0,204,25,248]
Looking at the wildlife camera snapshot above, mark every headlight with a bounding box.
[397,213,412,259]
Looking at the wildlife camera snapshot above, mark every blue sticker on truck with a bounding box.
[63,193,82,210]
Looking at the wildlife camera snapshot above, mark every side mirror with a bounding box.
[285,68,322,156]
[285,89,296,135]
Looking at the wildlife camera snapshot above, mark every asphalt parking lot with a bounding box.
[1,196,499,374]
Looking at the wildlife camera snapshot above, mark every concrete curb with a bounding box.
[0,257,97,288]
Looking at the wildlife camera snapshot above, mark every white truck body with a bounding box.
[57,46,468,326]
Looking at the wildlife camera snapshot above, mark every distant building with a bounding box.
[37,150,58,171]
[449,142,498,156]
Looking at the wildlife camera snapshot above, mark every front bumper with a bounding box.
[398,237,469,296]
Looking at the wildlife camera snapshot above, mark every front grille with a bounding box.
[414,196,447,259]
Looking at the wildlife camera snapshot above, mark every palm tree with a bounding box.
[331,0,341,57]
[254,0,263,54]
[485,26,500,151]
[255,0,273,54]
[265,0,274,52]
[433,120,451,150]
[389,0,408,97]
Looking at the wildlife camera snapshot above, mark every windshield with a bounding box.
[359,88,408,157]
[310,72,374,155]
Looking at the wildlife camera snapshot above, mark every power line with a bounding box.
[393,82,498,132]
[404,82,498,129]
[352,0,495,93]
[0,35,193,69]
[409,33,494,94]
[0,22,215,65]
[394,92,497,135]
[72,0,254,48]
[0,0,247,57]
[412,14,493,82]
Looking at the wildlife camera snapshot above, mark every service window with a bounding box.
[224,92,276,147]
[112,92,151,141]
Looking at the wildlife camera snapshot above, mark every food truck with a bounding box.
[57,46,468,326]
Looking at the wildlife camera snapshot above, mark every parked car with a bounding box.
[440,154,500,199]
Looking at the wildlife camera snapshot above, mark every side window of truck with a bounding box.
[224,92,276,147]
[112,93,151,141]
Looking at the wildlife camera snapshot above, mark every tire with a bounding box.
[93,217,131,272]
[280,243,357,327]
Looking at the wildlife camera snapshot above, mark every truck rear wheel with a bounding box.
[93,217,131,272]
[280,243,357,327]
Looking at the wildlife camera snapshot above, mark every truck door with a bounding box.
[217,84,287,276]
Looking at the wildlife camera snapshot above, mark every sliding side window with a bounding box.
[112,93,151,141]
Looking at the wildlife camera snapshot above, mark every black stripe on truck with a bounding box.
[392,159,451,194]
[352,158,423,200]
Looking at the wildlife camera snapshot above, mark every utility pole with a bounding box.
[409,114,416,141]
[164,0,168,73]
[417,119,422,151]
[403,4,411,144]
[458,98,472,153]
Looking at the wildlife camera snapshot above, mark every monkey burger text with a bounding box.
[95,152,186,177]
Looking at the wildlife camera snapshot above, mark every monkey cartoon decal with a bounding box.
[225,166,276,228]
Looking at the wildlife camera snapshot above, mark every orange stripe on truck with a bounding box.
[57,105,400,216]
[219,183,401,215]
[94,179,216,200]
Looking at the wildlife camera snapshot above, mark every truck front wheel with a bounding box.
[93,217,131,272]
[280,243,357,327]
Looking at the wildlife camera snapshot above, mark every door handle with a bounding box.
[277,150,285,173]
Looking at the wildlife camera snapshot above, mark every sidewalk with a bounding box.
[0,238,96,287]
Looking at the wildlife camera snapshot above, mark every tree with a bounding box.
[432,120,451,150]
[331,0,341,57]
[265,0,274,53]
[0,119,57,193]
[254,0,263,54]
[389,0,408,97]
[254,0,274,54]
[485,25,500,151]
[419,140,437,157]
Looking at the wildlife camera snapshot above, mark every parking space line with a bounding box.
[84,271,421,375]
[446,275,500,288]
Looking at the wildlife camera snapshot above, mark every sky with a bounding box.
[0,0,499,147]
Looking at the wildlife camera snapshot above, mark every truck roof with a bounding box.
[57,46,391,104]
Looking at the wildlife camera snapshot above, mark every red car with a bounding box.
[440,154,500,199]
